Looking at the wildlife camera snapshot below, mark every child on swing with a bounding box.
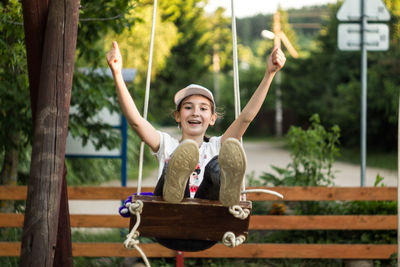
[107,41,285,251]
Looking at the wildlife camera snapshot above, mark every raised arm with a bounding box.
[106,41,160,152]
[221,46,286,143]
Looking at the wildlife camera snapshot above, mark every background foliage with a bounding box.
[0,0,398,185]
[281,1,399,150]
[0,0,30,185]
[0,1,398,265]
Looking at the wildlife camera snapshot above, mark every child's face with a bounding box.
[175,95,216,137]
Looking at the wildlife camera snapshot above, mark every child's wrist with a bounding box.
[264,70,276,77]
[112,69,122,77]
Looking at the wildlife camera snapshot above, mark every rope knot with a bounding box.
[229,205,250,220]
[128,199,144,215]
[222,232,246,248]
[124,230,140,249]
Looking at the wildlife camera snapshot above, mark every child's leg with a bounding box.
[155,151,217,252]
[162,139,199,203]
[218,138,246,206]
[194,156,220,200]
[154,163,191,198]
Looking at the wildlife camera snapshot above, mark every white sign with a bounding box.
[66,106,122,157]
[89,107,121,127]
[338,23,389,51]
[65,131,121,157]
[337,0,391,21]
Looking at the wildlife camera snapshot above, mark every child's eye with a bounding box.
[200,107,208,111]
[184,106,192,110]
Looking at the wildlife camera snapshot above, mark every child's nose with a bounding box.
[193,107,200,115]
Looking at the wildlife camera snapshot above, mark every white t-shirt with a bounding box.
[153,131,221,198]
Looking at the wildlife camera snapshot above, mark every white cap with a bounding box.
[174,84,215,112]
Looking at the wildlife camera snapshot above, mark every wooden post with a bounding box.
[273,11,281,49]
[20,0,80,266]
[213,47,221,131]
[271,10,298,137]
[273,11,283,137]
[176,251,184,267]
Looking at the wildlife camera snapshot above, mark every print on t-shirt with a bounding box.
[189,164,201,198]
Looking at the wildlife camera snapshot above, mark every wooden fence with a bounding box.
[0,186,397,260]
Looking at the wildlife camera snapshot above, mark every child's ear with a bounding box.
[209,113,217,126]
[173,110,181,123]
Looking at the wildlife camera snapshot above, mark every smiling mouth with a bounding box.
[188,120,201,125]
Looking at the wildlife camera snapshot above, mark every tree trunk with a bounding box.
[21,0,49,127]
[20,0,80,266]
[53,164,73,267]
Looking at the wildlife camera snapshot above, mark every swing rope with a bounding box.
[229,1,283,202]
[230,0,249,202]
[124,200,151,267]
[231,0,241,122]
[124,0,158,264]
[242,188,284,199]
[125,0,282,257]
[137,0,158,196]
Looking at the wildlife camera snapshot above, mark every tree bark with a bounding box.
[21,0,49,126]
[20,0,80,266]
[53,164,73,267]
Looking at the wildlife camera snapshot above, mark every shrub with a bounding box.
[260,113,340,187]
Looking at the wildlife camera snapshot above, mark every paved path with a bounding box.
[69,137,397,215]
[243,141,397,187]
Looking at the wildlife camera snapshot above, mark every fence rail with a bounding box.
[0,186,396,201]
[0,242,397,259]
[0,186,397,260]
[0,214,397,230]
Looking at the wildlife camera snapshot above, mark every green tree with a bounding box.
[76,0,134,66]
[67,0,144,184]
[0,0,140,187]
[219,8,299,135]
[149,0,214,124]
[103,2,179,86]
[282,1,399,150]
[204,7,233,73]
[0,0,30,211]
[70,0,137,149]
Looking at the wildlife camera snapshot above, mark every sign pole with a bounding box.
[337,0,390,187]
[360,0,367,186]
[121,115,128,187]
[397,94,400,266]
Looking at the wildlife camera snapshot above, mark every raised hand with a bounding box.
[267,46,286,74]
[106,41,123,75]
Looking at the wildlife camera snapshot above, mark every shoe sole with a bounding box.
[219,138,246,207]
[163,139,199,203]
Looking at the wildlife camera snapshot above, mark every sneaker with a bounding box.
[218,138,246,207]
[163,139,199,203]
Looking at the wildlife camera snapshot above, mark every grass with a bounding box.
[243,135,398,171]
[338,148,397,171]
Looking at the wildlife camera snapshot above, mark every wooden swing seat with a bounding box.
[129,195,252,241]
